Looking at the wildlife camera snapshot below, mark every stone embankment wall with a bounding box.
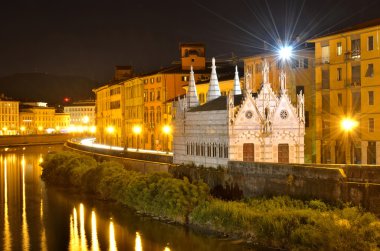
[170,161,380,215]
[0,134,71,146]
[65,141,173,173]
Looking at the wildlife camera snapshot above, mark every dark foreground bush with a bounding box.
[190,198,380,250]
[41,151,209,223]
[41,151,380,250]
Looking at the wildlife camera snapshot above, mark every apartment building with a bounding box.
[309,19,380,164]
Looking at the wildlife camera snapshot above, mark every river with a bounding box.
[0,145,255,251]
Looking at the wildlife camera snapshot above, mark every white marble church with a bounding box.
[173,58,305,168]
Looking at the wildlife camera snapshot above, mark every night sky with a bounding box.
[1,0,380,83]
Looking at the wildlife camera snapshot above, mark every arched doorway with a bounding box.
[243,143,255,162]
[278,144,289,163]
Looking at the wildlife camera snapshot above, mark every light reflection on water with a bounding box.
[0,145,253,251]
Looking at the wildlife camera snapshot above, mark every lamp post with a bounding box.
[340,118,358,164]
[162,125,171,154]
[133,125,142,151]
[106,126,115,148]
[20,126,26,135]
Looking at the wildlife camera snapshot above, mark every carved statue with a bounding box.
[262,59,269,84]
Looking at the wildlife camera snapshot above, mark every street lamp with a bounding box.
[340,118,358,164]
[133,125,142,151]
[20,126,26,135]
[162,125,171,153]
[278,45,293,61]
[106,126,115,147]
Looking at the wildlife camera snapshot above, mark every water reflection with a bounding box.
[3,158,11,251]
[135,232,142,251]
[0,145,252,251]
[109,220,118,251]
[91,211,100,251]
[22,155,30,250]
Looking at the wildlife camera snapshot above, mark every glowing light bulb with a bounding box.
[279,45,293,61]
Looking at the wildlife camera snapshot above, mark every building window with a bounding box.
[321,45,330,63]
[156,77,161,83]
[150,78,154,84]
[156,107,161,123]
[352,92,361,114]
[351,39,361,58]
[156,89,161,101]
[368,36,374,51]
[366,63,374,78]
[255,63,261,73]
[207,143,211,157]
[181,76,188,82]
[296,86,304,95]
[303,58,308,69]
[322,70,329,89]
[337,42,342,56]
[369,91,374,105]
[369,118,374,132]
[149,90,155,101]
[149,107,154,124]
[144,90,148,102]
[337,68,342,81]
[212,143,217,157]
[224,145,228,158]
[143,79,148,84]
[352,65,361,85]
[337,93,343,106]
[199,93,205,104]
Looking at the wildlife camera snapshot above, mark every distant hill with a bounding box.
[0,73,101,105]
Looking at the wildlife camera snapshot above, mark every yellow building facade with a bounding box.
[93,83,124,146]
[243,51,315,162]
[0,100,19,135]
[19,104,70,134]
[309,20,380,164]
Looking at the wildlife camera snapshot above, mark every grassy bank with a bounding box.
[41,151,380,250]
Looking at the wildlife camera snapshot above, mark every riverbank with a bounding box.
[41,151,380,250]
[0,134,70,147]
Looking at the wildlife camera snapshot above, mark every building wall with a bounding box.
[0,100,19,135]
[124,77,144,149]
[173,108,229,168]
[94,84,124,146]
[311,25,380,164]
[64,105,95,126]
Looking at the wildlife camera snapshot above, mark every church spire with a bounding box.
[186,65,199,108]
[233,66,242,95]
[280,70,287,95]
[206,57,221,102]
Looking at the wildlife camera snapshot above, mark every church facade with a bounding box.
[173,59,305,168]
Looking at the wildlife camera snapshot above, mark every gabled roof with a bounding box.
[188,94,258,112]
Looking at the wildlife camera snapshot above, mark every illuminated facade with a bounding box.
[0,99,19,135]
[243,50,315,163]
[124,77,144,149]
[309,19,380,164]
[64,100,95,126]
[93,83,124,146]
[19,102,69,134]
[173,60,305,167]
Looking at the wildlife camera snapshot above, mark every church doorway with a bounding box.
[243,143,255,162]
[278,144,289,163]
